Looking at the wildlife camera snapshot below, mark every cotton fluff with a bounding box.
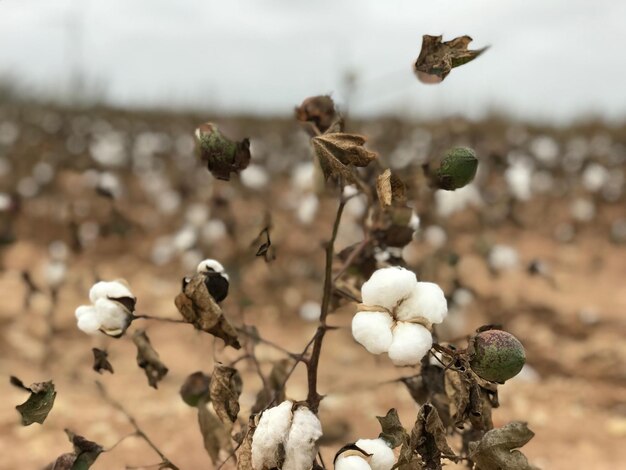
[488,245,519,271]
[252,400,294,470]
[361,267,417,311]
[505,162,533,201]
[335,455,371,470]
[435,184,482,218]
[354,438,395,470]
[395,282,447,324]
[77,281,135,336]
[351,311,394,354]
[388,322,433,366]
[283,407,323,470]
[197,258,226,276]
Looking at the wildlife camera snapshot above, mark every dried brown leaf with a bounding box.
[198,404,232,465]
[175,274,241,349]
[236,421,255,470]
[376,408,409,449]
[92,348,114,374]
[195,122,251,181]
[468,422,538,470]
[295,95,339,134]
[376,169,407,208]
[410,403,456,469]
[209,365,243,424]
[311,132,376,185]
[180,371,211,407]
[415,35,487,83]
[445,368,471,428]
[132,330,168,389]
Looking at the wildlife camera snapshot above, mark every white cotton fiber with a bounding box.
[251,400,294,470]
[335,455,372,470]
[351,311,393,354]
[488,245,519,271]
[283,407,323,470]
[395,282,447,324]
[75,306,100,334]
[94,298,131,333]
[388,322,432,366]
[355,438,395,470]
[197,259,226,275]
[89,280,134,303]
[361,267,417,311]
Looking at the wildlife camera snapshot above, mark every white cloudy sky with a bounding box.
[0,0,625,122]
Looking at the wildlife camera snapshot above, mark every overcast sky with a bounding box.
[1,0,625,123]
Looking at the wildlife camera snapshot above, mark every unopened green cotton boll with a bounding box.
[469,330,526,383]
[434,147,478,190]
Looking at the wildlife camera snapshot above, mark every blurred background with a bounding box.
[1,0,626,121]
[1,1,625,470]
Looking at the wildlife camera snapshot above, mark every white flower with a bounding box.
[352,267,447,366]
[76,280,135,336]
[252,402,323,470]
[388,322,432,366]
[354,438,395,470]
[488,245,519,272]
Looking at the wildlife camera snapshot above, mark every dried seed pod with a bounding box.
[429,147,478,191]
[195,122,251,181]
[180,371,211,407]
[469,330,526,383]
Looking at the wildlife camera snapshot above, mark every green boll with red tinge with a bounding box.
[435,147,478,190]
[469,330,526,383]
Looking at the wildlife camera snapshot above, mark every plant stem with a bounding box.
[96,381,180,470]
[132,314,187,324]
[306,198,346,413]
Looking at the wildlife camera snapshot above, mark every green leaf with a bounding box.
[14,378,56,426]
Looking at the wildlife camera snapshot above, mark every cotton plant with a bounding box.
[251,401,323,470]
[352,266,447,366]
[74,280,136,337]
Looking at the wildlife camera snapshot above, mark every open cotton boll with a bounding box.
[505,162,533,201]
[355,438,395,470]
[395,282,447,324]
[197,258,226,275]
[335,455,372,470]
[283,407,323,470]
[94,298,131,333]
[351,311,393,354]
[89,280,134,303]
[388,322,432,366]
[77,311,101,334]
[488,245,519,272]
[252,400,294,470]
[361,267,417,311]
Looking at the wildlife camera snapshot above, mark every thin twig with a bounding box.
[132,314,187,324]
[333,234,370,283]
[95,381,180,470]
[236,326,301,359]
[306,198,347,412]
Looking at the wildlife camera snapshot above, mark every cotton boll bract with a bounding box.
[388,322,432,366]
[252,400,294,470]
[351,311,394,354]
[354,439,395,470]
[361,267,417,311]
[395,282,447,324]
[197,258,229,302]
[283,406,323,470]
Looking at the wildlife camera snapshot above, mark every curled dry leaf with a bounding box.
[198,403,233,465]
[415,35,488,83]
[311,132,377,186]
[45,429,104,470]
[132,330,168,389]
[92,348,114,374]
[195,122,251,181]
[175,274,241,349]
[11,376,56,426]
[410,403,456,469]
[295,95,339,134]
[376,408,408,449]
[376,169,407,208]
[209,365,243,424]
[468,421,538,470]
[236,419,255,470]
[180,371,211,407]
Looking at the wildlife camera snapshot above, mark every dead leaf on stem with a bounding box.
[209,365,243,424]
[311,132,377,186]
[376,169,407,208]
[132,330,168,389]
[175,274,241,349]
[468,421,538,470]
[11,376,56,426]
[198,403,233,465]
[415,35,488,83]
